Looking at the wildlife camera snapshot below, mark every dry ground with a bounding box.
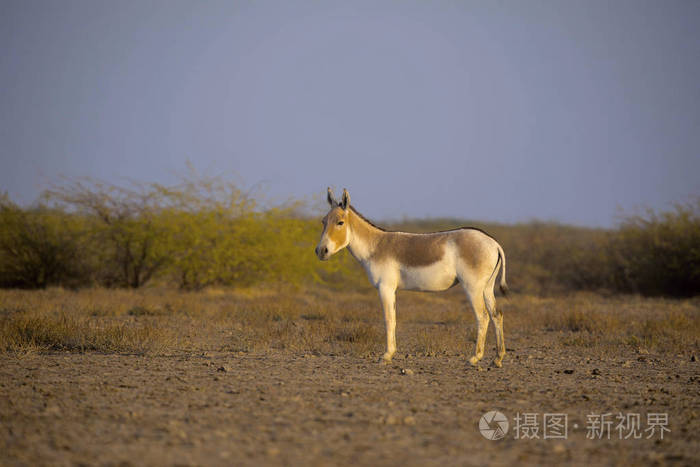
[1,287,699,466]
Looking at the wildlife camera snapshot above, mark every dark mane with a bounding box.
[349,205,499,242]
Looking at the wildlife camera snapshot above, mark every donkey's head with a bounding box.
[316,188,351,260]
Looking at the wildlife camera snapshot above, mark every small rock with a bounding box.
[400,368,414,376]
[44,405,61,416]
[591,368,601,376]
[621,360,632,368]
[403,416,416,425]
[563,369,574,374]
[385,415,398,425]
[217,365,231,372]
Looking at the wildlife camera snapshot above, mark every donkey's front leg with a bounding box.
[378,285,397,363]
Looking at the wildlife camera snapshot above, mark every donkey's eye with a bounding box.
[337,221,344,226]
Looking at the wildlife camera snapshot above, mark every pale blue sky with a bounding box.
[1,0,698,226]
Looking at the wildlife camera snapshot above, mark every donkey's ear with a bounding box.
[340,189,350,210]
[327,187,337,207]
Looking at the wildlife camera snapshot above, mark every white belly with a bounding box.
[398,254,457,291]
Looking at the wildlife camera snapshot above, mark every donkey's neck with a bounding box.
[346,207,384,263]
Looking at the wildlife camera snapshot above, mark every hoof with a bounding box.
[492,358,503,368]
[380,353,394,364]
[469,356,480,366]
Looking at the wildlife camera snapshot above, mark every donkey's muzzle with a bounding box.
[315,246,329,260]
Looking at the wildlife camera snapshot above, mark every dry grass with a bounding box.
[0,286,698,357]
[0,312,173,354]
[504,293,700,353]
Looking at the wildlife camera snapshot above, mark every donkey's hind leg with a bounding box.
[484,287,505,368]
[464,285,490,366]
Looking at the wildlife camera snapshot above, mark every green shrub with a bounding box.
[611,200,700,296]
[0,196,88,288]
[34,177,359,290]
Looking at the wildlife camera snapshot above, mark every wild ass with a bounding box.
[316,188,508,367]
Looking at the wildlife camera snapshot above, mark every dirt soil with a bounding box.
[1,329,698,467]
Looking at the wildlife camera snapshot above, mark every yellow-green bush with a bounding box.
[0,195,89,288]
[611,200,700,296]
[2,177,359,290]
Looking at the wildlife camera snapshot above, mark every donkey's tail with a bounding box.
[496,244,509,296]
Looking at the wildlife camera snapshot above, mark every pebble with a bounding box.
[44,405,61,416]
[400,368,414,376]
[266,447,280,457]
